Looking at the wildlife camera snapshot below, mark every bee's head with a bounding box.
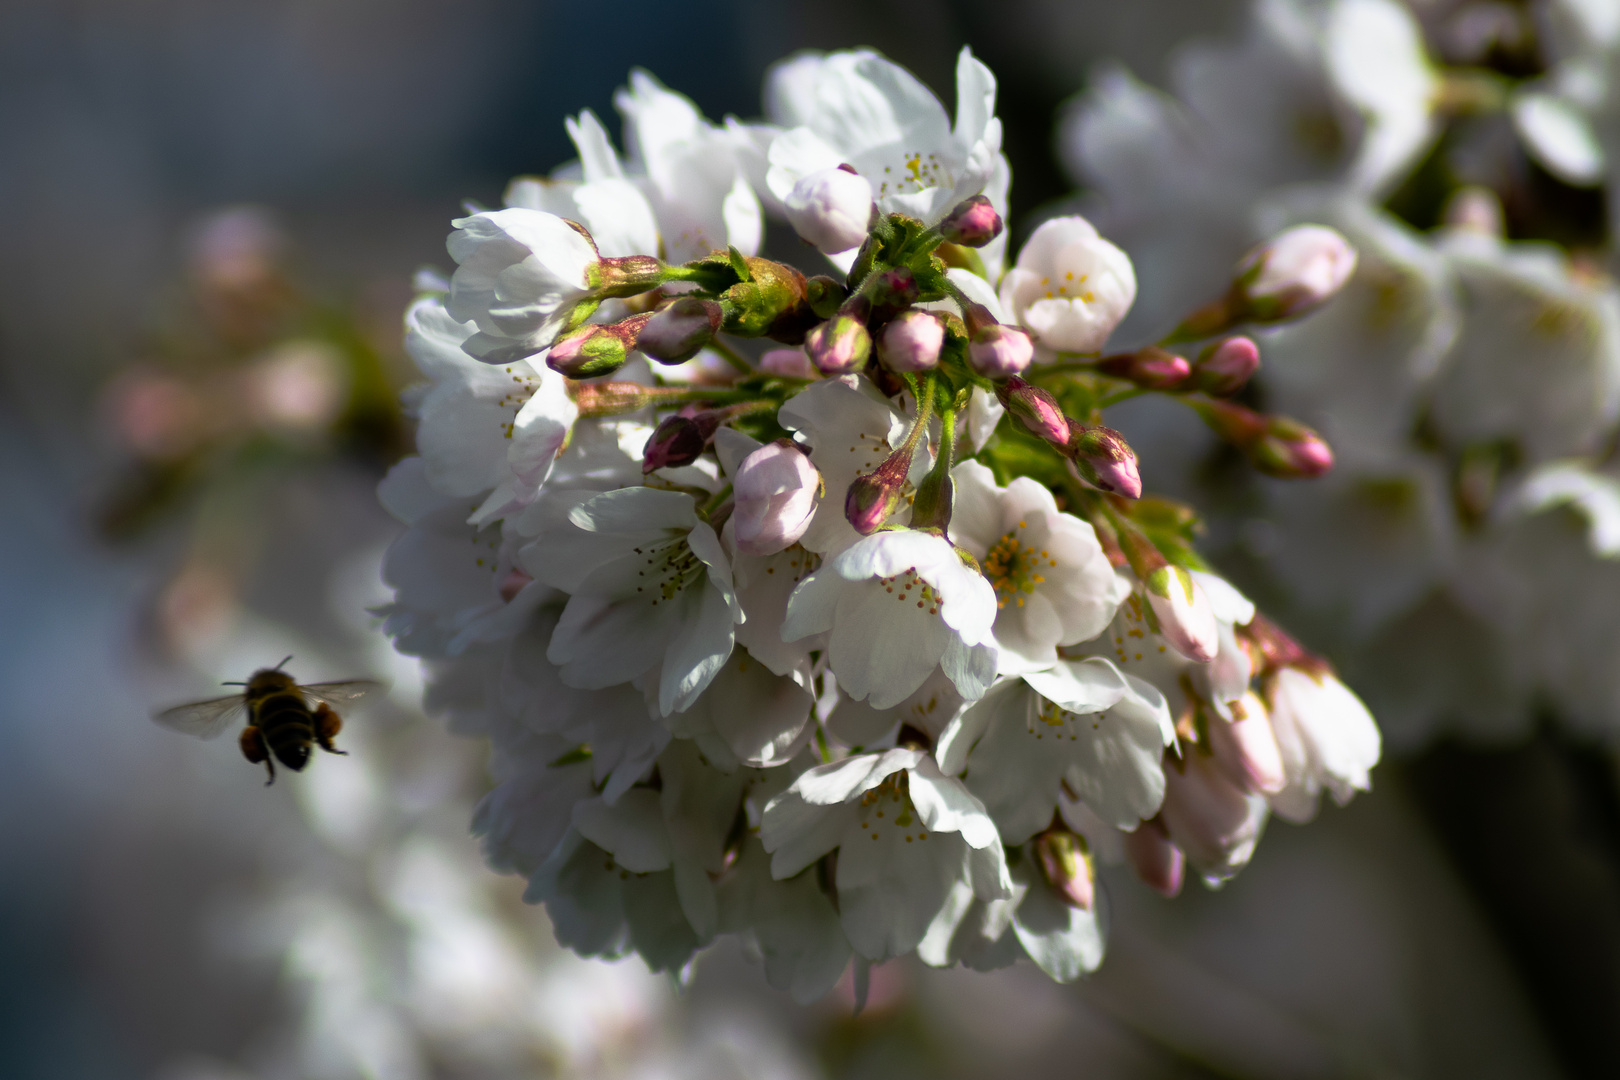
[245,669,297,697]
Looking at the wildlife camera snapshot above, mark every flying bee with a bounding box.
[153,657,381,784]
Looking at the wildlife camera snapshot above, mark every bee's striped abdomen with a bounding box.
[253,690,315,770]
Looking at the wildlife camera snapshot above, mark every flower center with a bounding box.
[983,523,1053,610]
[632,534,705,604]
[1109,592,1168,665]
[1030,698,1093,742]
[856,772,928,844]
[497,364,544,438]
[1040,271,1095,304]
[877,567,943,616]
[875,151,953,197]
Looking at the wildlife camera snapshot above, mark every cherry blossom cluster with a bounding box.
[1063,0,1620,747]
[377,47,1380,998]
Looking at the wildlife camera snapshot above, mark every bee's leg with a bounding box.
[240,725,275,785]
[314,703,347,755]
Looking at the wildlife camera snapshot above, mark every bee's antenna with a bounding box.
[221,681,247,686]
[275,655,294,671]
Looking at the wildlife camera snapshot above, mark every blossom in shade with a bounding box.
[1264,666,1381,822]
[523,487,742,717]
[937,657,1174,843]
[761,748,1011,962]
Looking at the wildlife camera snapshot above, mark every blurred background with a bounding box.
[3,1,1615,1077]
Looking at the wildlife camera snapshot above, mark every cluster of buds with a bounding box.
[377,48,1377,1002]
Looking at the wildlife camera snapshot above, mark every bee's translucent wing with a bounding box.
[300,679,384,709]
[152,694,247,740]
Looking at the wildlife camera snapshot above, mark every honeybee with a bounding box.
[153,658,380,784]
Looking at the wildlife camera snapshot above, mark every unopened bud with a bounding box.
[720,257,813,341]
[1065,424,1142,499]
[845,445,914,534]
[805,275,848,319]
[734,440,821,556]
[878,310,945,373]
[1249,416,1334,478]
[1236,224,1357,322]
[995,376,1068,446]
[637,297,722,364]
[1122,819,1183,898]
[1206,691,1287,796]
[759,347,818,379]
[867,267,920,316]
[967,323,1033,378]
[570,380,659,417]
[937,195,1004,248]
[784,165,875,253]
[1033,827,1094,910]
[1160,752,1266,881]
[593,254,669,298]
[1097,346,1191,390]
[805,310,872,374]
[1193,336,1260,396]
[642,409,723,473]
[546,313,651,378]
[1144,565,1218,663]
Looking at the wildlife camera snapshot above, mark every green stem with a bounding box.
[705,336,753,375]
[900,371,939,457]
[910,403,957,533]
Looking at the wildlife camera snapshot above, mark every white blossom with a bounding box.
[760,749,1010,962]
[524,487,741,716]
[445,208,601,364]
[947,461,1125,672]
[937,658,1174,842]
[998,215,1137,354]
[783,529,997,709]
[765,47,1009,272]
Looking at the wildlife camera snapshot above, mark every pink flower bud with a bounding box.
[1144,565,1218,663]
[1160,752,1267,881]
[1250,417,1334,479]
[547,314,651,378]
[878,310,945,372]
[805,312,872,374]
[868,267,920,316]
[1193,336,1260,396]
[1097,346,1191,390]
[1206,692,1287,796]
[1065,424,1142,499]
[784,165,875,253]
[1237,224,1357,321]
[967,323,1033,378]
[995,376,1069,446]
[759,347,819,379]
[636,296,722,365]
[1033,828,1094,910]
[733,440,820,556]
[937,195,1004,248]
[642,409,722,473]
[844,445,914,534]
[1122,819,1184,897]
